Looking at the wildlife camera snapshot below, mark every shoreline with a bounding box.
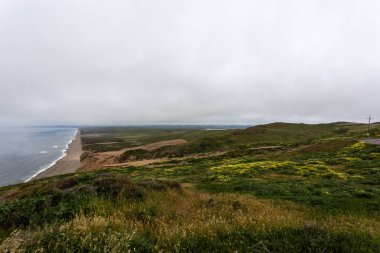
[32,130,83,180]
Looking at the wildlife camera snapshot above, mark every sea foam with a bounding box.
[23,128,78,182]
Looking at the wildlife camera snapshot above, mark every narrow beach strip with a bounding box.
[31,129,83,180]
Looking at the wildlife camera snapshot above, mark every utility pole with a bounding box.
[367,115,373,136]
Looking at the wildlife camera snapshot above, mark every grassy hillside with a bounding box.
[1,122,380,252]
[82,122,379,161]
[82,122,380,151]
[0,172,378,252]
[81,127,234,153]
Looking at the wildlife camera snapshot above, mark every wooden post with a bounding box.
[367,115,373,136]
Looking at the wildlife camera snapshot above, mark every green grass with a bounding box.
[81,122,379,157]
[81,127,234,153]
[109,139,380,214]
[1,172,379,252]
[1,122,380,252]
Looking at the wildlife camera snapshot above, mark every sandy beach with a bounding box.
[34,131,83,179]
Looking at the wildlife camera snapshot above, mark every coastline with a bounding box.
[32,130,83,180]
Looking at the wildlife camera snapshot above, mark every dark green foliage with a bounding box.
[0,185,93,228]
[333,127,350,134]
[22,225,134,253]
[152,137,231,157]
[173,227,379,253]
[128,231,157,252]
[137,180,182,191]
[92,175,144,199]
[25,225,378,253]
[0,174,181,230]
[118,149,150,162]
[80,151,91,162]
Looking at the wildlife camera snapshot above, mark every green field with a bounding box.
[1,122,380,252]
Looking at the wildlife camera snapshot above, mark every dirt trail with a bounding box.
[102,151,227,168]
[80,139,187,171]
[103,145,283,168]
[102,139,187,156]
[84,142,119,145]
[248,146,281,150]
[81,143,283,171]
[362,138,380,145]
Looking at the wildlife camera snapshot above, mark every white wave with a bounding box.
[40,151,47,154]
[52,145,59,148]
[24,128,79,182]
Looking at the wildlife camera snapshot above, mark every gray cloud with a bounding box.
[1,0,379,125]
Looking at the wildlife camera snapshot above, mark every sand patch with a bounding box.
[101,139,187,156]
[80,139,187,171]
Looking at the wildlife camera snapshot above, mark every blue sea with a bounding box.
[0,127,78,187]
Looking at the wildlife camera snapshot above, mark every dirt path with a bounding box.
[102,151,227,168]
[106,158,170,167]
[362,138,380,145]
[103,146,282,168]
[82,143,283,171]
[248,146,282,150]
[101,139,187,156]
[84,142,119,145]
[80,139,187,171]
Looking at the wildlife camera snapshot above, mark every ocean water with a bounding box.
[0,127,77,187]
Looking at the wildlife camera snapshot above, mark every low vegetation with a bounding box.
[103,140,380,214]
[1,173,378,252]
[1,122,380,252]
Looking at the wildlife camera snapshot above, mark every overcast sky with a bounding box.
[0,0,379,126]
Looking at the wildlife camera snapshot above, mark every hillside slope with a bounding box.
[0,171,379,252]
[1,122,380,252]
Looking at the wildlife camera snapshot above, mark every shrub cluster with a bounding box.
[0,174,181,229]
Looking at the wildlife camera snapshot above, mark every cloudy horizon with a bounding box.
[1,0,379,126]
